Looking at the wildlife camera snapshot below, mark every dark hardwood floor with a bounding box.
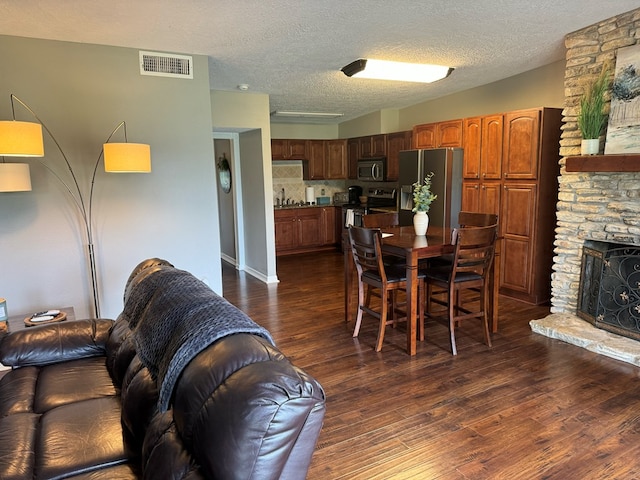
[222,251,640,479]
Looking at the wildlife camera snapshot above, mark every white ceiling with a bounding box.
[1,1,638,124]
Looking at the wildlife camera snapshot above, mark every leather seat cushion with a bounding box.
[362,264,424,283]
[63,463,140,479]
[35,396,128,480]
[0,412,39,480]
[34,357,117,413]
[425,270,482,283]
[0,366,39,416]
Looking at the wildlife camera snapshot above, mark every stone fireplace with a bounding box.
[550,9,640,320]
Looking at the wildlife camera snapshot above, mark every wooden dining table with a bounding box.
[344,225,499,356]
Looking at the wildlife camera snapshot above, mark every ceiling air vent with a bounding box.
[139,51,193,79]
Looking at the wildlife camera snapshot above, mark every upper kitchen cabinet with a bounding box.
[347,135,383,179]
[413,119,463,149]
[463,115,503,180]
[371,134,387,157]
[502,109,542,179]
[303,139,348,180]
[305,140,326,179]
[347,138,359,179]
[325,139,348,179]
[386,130,412,181]
[271,139,309,160]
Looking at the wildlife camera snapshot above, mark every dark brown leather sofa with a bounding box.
[0,259,325,479]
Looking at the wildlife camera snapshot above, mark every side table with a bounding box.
[5,306,76,333]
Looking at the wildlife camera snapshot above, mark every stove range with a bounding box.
[365,187,397,209]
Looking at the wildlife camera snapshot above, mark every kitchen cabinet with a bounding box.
[347,133,396,179]
[325,139,347,179]
[303,139,347,180]
[274,207,339,255]
[413,119,463,149]
[371,134,387,156]
[502,110,540,179]
[461,181,501,218]
[271,139,308,160]
[274,209,299,251]
[385,130,412,181]
[463,115,503,180]
[321,207,336,245]
[347,135,378,179]
[359,136,373,158]
[462,114,503,218]
[461,107,561,304]
[305,140,326,179]
[500,183,536,297]
[499,108,562,304]
[347,138,359,179]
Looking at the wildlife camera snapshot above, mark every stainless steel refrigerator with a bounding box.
[398,148,463,229]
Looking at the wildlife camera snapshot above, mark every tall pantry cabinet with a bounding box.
[462,107,562,305]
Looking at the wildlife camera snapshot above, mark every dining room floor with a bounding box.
[221,250,640,479]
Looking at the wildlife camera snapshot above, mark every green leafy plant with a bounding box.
[577,64,611,140]
[412,172,437,213]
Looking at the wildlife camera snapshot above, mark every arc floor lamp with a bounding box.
[0,94,151,318]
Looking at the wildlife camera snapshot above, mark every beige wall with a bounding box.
[271,123,338,139]
[397,60,566,129]
[210,90,278,282]
[0,35,219,319]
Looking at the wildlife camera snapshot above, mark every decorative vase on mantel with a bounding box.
[413,211,429,236]
[581,138,599,155]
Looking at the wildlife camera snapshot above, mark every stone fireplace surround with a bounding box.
[551,9,640,315]
[532,9,640,363]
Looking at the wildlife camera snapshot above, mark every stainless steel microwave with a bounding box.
[357,158,386,181]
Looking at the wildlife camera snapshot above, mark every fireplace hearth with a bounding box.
[578,241,640,341]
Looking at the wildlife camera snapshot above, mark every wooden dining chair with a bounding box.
[429,211,498,268]
[362,212,399,228]
[423,223,498,355]
[458,211,498,228]
[348,225,424,352]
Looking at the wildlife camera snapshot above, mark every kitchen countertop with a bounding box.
[274,203,340,210]
[273,203,394,210]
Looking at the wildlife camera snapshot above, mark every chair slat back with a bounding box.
[348,226,386,281]
[458,211,498,228]
[362,212,399,229]
[451,224,498,279]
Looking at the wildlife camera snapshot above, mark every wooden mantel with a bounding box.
[566,154,640,172]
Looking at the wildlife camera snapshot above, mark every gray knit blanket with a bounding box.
[122,266,275,412]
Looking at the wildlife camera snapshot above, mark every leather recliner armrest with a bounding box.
[0,319,113,367]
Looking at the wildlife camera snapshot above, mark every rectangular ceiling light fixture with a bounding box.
[271,111,344,119]
[341,59,453,83]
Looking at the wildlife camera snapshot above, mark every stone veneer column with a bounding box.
[551,8,640,313]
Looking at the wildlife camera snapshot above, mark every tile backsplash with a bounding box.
[271,161,398,206]
[272,161,347,205]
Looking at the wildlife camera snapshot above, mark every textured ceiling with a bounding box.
[0,1,638,124]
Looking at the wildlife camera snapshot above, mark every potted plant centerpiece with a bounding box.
[412,172,437,236]
[577,64,611,155]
